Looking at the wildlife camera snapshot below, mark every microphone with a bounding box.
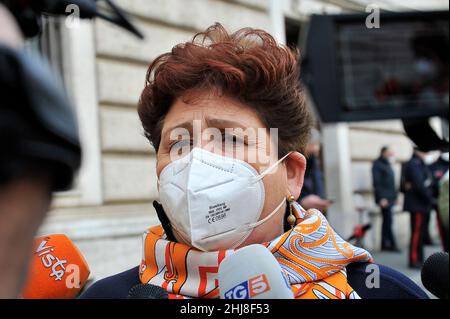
[218,244,294,299]
[3,0,143,39]
[421,252,449,299]
[24,0,98,18]
[21,234,90,299]
[127,284,169,299]
[39,0,144,39]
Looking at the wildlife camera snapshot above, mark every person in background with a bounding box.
[0,4,53,298]
[372,146,399,252]
[1,3,81,298]
[297,128,331,212]
[422,152,439,246]
[403,147,434,269]
[429,152,449,252]
[438,171,449,252]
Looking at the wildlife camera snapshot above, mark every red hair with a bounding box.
[138,23,312,155]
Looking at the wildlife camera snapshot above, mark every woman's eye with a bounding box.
[169,139,192,152]
[223,134,244,147]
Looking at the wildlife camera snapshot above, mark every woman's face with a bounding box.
[156,90,306,246]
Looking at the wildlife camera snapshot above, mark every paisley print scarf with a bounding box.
[139,201,373,299]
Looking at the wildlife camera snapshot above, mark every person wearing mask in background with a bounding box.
[429,152,449,252]
[372,146,399,252]
[403,147,434,269]
[297,128,331,212]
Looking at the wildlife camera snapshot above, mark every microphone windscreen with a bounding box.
[127,284,169,299]
[219,244,294,299]
[421,252,449,299]
[21,234,90,299]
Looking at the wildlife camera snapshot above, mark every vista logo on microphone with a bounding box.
[223,274,271,299]
[35,237,68,281]
[22,235,90,298]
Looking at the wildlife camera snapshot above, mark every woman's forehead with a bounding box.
[162,93,267,133]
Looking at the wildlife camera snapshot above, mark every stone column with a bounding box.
[270,0,286,45]
[322,123,357,237]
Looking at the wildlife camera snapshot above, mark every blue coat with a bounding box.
[372,157,398,205]
[79,263,429,299]
[403,154,433,213]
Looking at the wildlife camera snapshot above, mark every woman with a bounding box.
[138,22,372,299]
[81,23,427,300]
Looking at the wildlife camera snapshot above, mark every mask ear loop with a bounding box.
[231,196,290,249]
[245,152,294,231]
[212,197,286,251]
[247,198,286,229]
[230,198,285,249]
[250,151,292,184]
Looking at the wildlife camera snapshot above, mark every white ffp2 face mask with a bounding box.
[158,148,290,252]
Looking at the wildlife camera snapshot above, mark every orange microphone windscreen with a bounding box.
[21,234,90,299]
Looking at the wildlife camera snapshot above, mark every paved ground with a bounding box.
[370,244,442,298]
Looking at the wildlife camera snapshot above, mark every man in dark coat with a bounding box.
[403,148,434,269]
[372,146,399,252]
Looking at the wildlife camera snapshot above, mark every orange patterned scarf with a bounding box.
[139,202,373,299]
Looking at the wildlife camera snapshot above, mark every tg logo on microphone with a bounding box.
[223,274,271,299]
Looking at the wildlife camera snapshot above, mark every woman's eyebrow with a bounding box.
[205,118,248,130]
[161,117,257,143]
[161,121,193,141]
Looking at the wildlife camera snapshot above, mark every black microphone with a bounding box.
[421,252,449,299]
[26,0,98,18]
[40,0,144,39]
[127,284,169,299]
[2,0,144,39]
